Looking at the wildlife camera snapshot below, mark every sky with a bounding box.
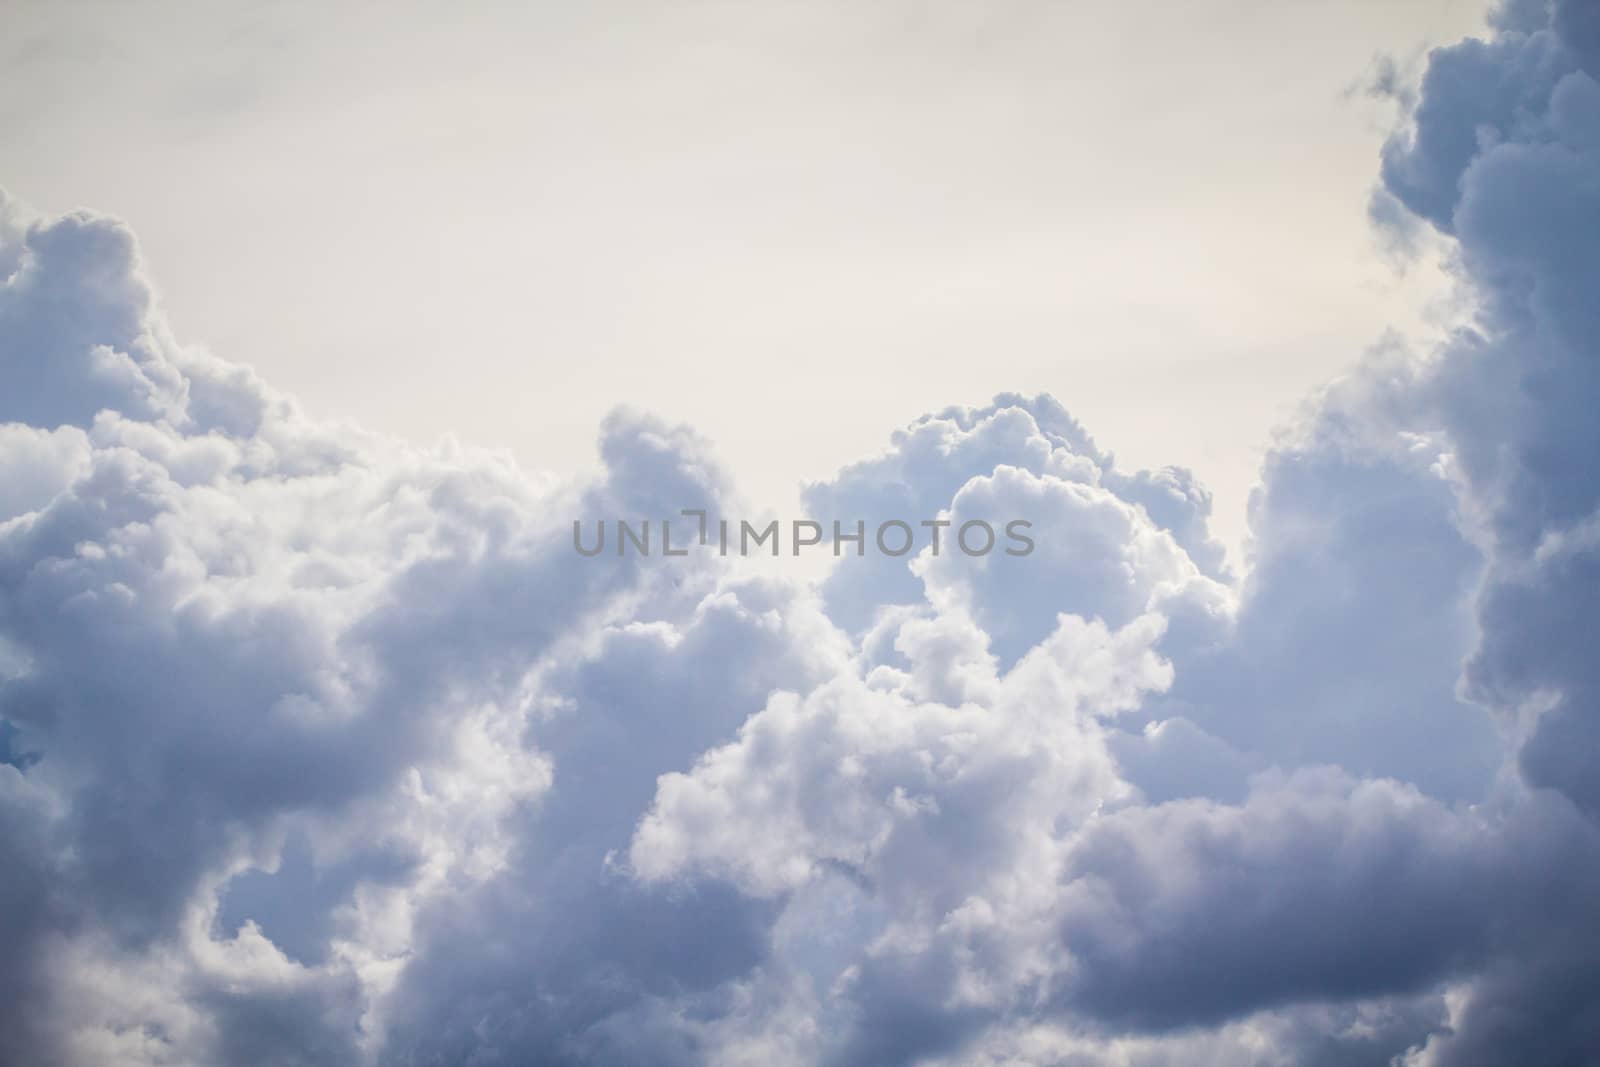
[0,0,1488,560]
[4,1,1600,1065]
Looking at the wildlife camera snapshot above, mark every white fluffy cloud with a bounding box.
[3,3,1600,1064]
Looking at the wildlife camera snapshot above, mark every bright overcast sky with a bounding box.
[1,0,1487,559]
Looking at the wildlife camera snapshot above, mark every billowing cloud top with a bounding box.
[2,2,1599,1064]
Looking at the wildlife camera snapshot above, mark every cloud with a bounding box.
[0,193,746,1064]
[1,1,1599,1062]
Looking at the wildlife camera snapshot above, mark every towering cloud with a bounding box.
[1,1,1598,1064]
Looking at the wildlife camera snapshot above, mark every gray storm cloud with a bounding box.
[2,1,1599,1064]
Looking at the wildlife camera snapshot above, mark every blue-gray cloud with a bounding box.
[2,1,1599,1063]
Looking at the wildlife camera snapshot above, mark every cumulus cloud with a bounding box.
[0,196,743,1063]
[2,1,1600,1063]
